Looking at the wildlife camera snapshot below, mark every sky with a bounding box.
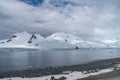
[0,0,120,40]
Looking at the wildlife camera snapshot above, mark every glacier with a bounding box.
[0,31,119,49]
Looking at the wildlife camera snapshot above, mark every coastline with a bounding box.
[1,58,120,80]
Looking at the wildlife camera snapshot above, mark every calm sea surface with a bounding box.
[0,48,120,73]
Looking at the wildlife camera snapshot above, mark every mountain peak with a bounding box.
[0,32,120,49]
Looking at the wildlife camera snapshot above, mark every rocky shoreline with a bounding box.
[1,58,120,79]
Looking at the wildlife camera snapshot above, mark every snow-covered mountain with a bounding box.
[0,31,120,49]
[0,32,76,49]
[0,31,43,49]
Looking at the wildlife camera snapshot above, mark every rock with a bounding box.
[1,42,4,43]
[28,34,37,44]
[75,46,79,49]
[6,39,12,42]
[50,76,55,80]
[11,35,17,38]
[65,39,68,42]
[58,76,67,80]
[35,44,38,46]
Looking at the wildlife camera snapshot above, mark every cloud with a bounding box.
[0,0,120,39]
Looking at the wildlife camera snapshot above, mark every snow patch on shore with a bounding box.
[1,68,113,80]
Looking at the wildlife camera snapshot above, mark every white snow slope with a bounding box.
[0,31,119,49]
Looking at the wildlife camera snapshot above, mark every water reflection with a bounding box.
[0,49,120,72]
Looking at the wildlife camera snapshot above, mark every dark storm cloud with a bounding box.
[0,0,120,39]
